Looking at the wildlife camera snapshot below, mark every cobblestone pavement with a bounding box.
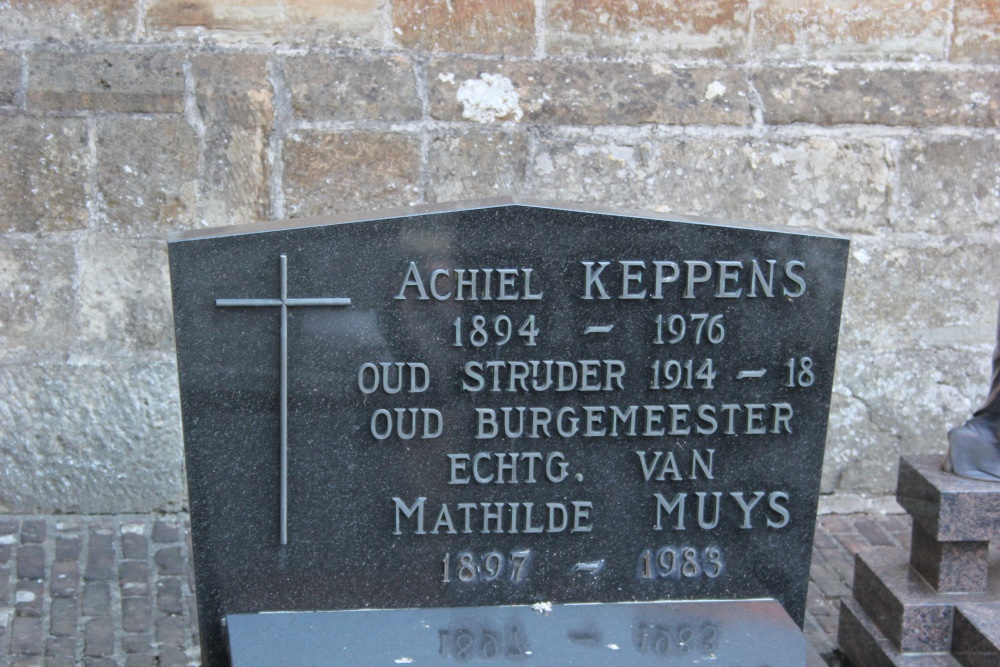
[0,512,909,665]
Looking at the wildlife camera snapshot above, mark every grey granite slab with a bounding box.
[910,521,989,593]
[897,456,1000,543]
[839,598,963,667]
[953,603,1000,667]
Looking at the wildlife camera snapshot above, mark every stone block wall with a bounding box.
[0,0,998,513]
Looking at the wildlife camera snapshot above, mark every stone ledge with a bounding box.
[897,456,1000,542]
[839,597,962,667]
[953,603,1000,663]
[853,546,1000,653]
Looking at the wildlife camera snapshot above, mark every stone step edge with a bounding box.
[853,546,956,654]
[897,455,1000,543]
[838,598,962,667]
[952,603,1000,660]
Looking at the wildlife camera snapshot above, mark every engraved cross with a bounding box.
[216,254,351,545]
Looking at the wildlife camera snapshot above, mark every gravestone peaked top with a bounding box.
[167,198,849,666]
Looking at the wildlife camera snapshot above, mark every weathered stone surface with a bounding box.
[146,0,381,45]
[282,130,421,218]
[76,239,175,356]
[426,129,527,202]
[826,349,992,495]
[531,133,890,234]
[650,136,757,216]
[192,54,272,228]
[755,66,1000,128]
[0,117,88,233]
[547,0,749,59]
[428,60,750,126]
[528,135,759,219]
[393,0,534,55]
[0,0,136,42]
[0,360,183,514]
[894,134,1000,233]
[0,52,20,106]
[28,50,184,113]
[0,239,77,359]
[95,116,199,234]
[838,234,1000,352]
[754,0,950,60]
[285,56,420,122]
[953,0,1000,62]
[742,136,892,234]
[530,135,659,210]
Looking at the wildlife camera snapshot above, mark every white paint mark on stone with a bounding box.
[16,590,36,603]
[971,91,991,106]
[121,523,145,534]
[534,152,554,176]
[456,73,523,124]
[705,81,727,101]
[0,535,15,545]
[607,644,620,650]
[438,72,455,84]
[531,601,552,613]
[394,658,413,664]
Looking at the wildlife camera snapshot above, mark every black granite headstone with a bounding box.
[168,199,849,666]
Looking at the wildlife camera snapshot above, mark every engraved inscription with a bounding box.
[379,254,823,587]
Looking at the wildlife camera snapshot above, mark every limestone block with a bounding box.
[75,239,175,356]
[192,54,273,227]
[755,66,1000,128]
[95,116,199,234]
[282,130,421,218]
[426,130,527,202]
[822,391,900,495]
[0,51,20,106]
[546,0,749,59]
[743,136,892,235]
[0,116,88,233]
[0,0,136,42]
[28,50,185,114]
[838,234,1000,351]
[393,0,535,56]
[0,239,77,359]
[146,0,381,46]
[427,59,751,126]
[754,0,950,61]
[649,136,755,217]
[953,0,1000,63]
[284,56,420,122]
[0,359,183,514]
[532,134,891,231]
[529,136,660,211]
[827,348,992,495]
[894,134,1000,234]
